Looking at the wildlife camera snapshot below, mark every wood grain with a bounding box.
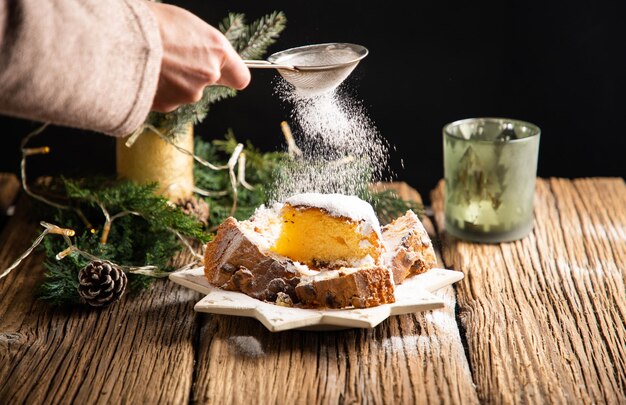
[431,177,626,404]
[0,197,200,404]
[191,182,479,404]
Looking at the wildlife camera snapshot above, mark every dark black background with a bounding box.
[1,1,625,201]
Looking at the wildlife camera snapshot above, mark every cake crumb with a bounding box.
[275,292,294,307]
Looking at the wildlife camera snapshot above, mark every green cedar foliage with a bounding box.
[62,179,208,242]
[366,189,425,225]
[193,130,287,226]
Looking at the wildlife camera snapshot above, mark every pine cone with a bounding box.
[78,260,127,307]
[177,196,210,227]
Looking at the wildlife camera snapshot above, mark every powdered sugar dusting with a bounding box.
[285,193,380,232]
[240,203,283,250]
[227,336,265,358]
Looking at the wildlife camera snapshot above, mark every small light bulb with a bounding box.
[47,226,75,237]
[23,146,51,156]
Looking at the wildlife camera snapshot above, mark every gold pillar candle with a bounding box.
[116,124,194,201]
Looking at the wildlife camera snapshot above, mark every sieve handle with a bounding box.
[243,60,297,71]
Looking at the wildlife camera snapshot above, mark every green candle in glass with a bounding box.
[443,118,541,243]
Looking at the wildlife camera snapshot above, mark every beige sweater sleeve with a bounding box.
[0,0,162,137]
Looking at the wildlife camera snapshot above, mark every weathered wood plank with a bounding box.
[0,197,199,404]
[431,177,626,404]
[192,182,479,405]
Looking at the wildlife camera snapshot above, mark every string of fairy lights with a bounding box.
[0,122,261,281]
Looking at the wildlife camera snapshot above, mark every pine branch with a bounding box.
[211,129,240,154]
[38,238,82,305]
[220,13,246,48]
[145,86,238,137]
[36,178,212,304]
[63,178,209,242]
[213,130,285,172]
[238,11,287,60]
[194,133,286,225]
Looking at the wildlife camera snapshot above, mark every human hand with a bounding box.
[145,1,251,113]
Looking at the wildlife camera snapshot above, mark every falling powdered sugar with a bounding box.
[271,81,388,202]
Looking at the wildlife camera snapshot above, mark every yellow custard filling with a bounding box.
[271,204,381,268]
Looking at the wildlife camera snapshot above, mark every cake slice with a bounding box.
[295,266,395,308]
[381,210,437,284]
[203,216,301,302]
[204,193,395,309]
[204,215,394,308]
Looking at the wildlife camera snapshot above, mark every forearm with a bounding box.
[0,0,162,136]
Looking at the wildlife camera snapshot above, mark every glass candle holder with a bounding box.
[443,118,541,243]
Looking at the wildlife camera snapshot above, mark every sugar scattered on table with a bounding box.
[228,336,265,358]
[381,335,432,355]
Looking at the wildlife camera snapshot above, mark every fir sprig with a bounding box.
[38,241,81,305]
[62,179,209,242]
[237,12,287,60]
[365,189,424,225]
[220,13,247,47]
[145,87,237,137]
[194,131,285,226]
[37,179,210,304]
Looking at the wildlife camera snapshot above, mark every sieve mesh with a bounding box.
[266,43,368,96]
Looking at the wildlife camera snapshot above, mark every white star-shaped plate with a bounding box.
[169,267,464,332]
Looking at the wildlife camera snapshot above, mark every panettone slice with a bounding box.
[203,217,301,303]
[295,266,395,309]
[381,210,437,284]
[203,214,394,309]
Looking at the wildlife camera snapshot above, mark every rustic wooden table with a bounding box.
[0,175,624,404]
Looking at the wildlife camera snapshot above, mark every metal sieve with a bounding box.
[244,43,368,95]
